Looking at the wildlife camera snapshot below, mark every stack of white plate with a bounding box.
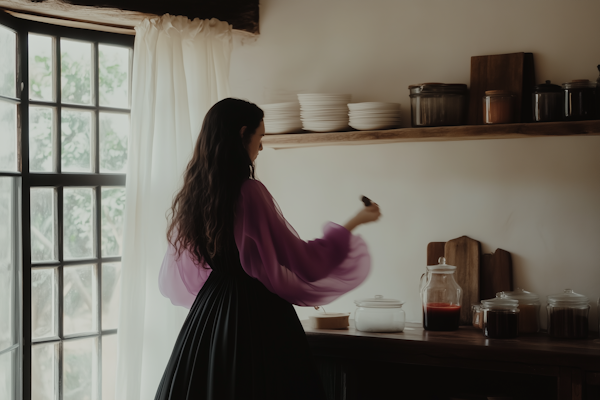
[348,102,402,130]
[297,93,351,132]
[260,102,302,134]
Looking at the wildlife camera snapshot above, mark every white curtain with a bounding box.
[115,15,232,400]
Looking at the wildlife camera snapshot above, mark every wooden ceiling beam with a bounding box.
[0,0,259,34]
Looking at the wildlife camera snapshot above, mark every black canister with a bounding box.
[562,79,597,121]
[532,80,562,122]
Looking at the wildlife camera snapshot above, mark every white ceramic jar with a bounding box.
[354,295,405,333]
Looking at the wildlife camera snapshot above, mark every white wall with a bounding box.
[229,0,600,330]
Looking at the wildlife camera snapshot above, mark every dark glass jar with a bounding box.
[547,289,590,339]
[532,80,563,122]
[481,298,520,339]
[408,83,468,127]
[562,80,597,121]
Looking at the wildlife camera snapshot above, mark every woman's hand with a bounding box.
[343,204,381,232]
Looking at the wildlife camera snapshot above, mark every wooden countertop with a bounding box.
[302,321,600,376]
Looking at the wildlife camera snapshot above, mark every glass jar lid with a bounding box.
[354,294,404,308]
[497,288,540,305]
[533,80,561,93]
[408,83,468,94]
[562,79,596,89]
[426,257,457,274]
[547,289,589,306]
[481,297,519,310]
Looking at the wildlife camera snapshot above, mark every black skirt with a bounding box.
[154,254,327,400]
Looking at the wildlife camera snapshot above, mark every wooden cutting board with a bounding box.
[468,52,536,125]
[480,248,513,301]
[426,242,446,266]
[444,236,481,326]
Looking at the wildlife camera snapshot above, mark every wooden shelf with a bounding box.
[261,120,600,150]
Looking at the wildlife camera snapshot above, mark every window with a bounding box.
[0,12,134,400]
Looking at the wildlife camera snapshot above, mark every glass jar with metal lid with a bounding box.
[562,80,597,121]
[532,80,563,122]
[547,289,590,339]
[481,297,520,339]
[408,83,468,127]
[497,288,540,333]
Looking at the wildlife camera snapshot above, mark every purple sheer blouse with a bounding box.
[159,180,371,308]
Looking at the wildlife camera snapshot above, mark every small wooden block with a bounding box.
[308,313,350,330]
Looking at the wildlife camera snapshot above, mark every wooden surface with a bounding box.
[468,52,536,124]
[303,320,600,372]
[0,0,260,33]
[445,236,481,325]
[261,120,600,149]
[480,248,513,300]
[426,242,446,266]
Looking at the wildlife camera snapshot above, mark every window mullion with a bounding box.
[18,21,32,400]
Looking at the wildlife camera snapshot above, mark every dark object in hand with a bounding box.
[361,196,372,207]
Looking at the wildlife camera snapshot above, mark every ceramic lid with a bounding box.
[354,294,404,308]
[426,257,457,273]
[497,288,540,305]
[534,80,561,93]
[484,90,513,96]
[547,289,589,306]
[481,297,519,310]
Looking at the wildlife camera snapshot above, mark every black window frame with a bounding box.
[0,11,134,400]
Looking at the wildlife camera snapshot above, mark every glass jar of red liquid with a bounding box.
[547,289,590,339]
[481,297,520,339]
[420,257,463,331]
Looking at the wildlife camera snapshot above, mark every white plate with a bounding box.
[348,102,400,110]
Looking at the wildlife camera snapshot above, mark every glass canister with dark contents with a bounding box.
[547,289,590,339]
[408,83,468,127]
[481,297,520,339]
[562,80,597,121]
[532,80,563,122]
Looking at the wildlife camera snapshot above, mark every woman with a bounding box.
[156,98,380,400]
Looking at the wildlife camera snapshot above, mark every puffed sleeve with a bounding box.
[158,241,212,308]
[234,179,371,306]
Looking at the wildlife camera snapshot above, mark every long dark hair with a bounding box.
[167,98,264,266]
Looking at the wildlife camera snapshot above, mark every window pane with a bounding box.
[30,107,55,172]
[99,113,128,173]
[101,334,117,400]
[0,99,17,172]
[31,188,56,262]
[32,342,58,400]
[101,188,125,257]
[101,263,120,330]
[64,188,94,259]
[61,39,92,105]
[0,350,15,400]
[64,265,97,336]
[0,25,16,98]
[0,178,15,351]
[29,34,54,102]
[31,268,57,340]
[61,109,92,172]
[63,337,97,400]
[99,45,129,108]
